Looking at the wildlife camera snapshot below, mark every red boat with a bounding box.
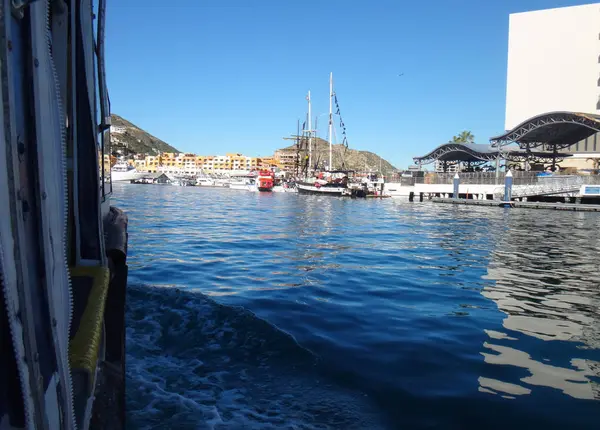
[257,169,275,192]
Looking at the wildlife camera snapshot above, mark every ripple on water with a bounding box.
[114,183,600,430]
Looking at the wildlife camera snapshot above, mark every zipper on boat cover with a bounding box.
[48,3,78,427]
[31,0,78,427]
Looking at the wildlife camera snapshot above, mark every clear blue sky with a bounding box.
[105,0,594,169]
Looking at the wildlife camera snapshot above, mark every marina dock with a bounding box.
[386,170,600,212]
[431,198,600,212]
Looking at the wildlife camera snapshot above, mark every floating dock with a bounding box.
[431,198,600,212]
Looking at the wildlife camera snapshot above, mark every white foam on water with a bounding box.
[126,285,385,430]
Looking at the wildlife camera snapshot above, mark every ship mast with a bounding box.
[329,72,333,170]
[307,90,312,174]
[295,119,300,177]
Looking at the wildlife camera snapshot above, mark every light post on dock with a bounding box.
[495,154,500,185]
[453,173,460,199]
[504,170,513,202]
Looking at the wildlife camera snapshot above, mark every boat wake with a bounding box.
[125,284,385,430]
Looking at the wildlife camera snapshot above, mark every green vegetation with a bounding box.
[450,131,475,144]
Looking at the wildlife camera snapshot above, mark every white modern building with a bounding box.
[504,3,600,170]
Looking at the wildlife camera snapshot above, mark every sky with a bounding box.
[105,0,595,169]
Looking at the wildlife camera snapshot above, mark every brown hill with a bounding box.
[281,137,397,173]
[110,114,179,156]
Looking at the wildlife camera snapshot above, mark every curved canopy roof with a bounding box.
[489,111,600,149]
[413,143,497,164]
[413,143,571,165]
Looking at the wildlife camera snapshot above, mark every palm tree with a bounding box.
[586,157,600,172]
[451,131,475,145]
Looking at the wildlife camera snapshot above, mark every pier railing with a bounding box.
[511,175,587,198]
[401,172,600,187]
[485,175,600,199]
[407,172,537,185]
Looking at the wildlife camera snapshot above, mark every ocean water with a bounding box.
[113,183,600,430]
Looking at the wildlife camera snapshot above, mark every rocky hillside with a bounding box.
[110,114,179,156]
[110,114,397,172]
[281,137,397,173]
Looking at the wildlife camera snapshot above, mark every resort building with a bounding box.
[257,156,277,169]
[505,3,600,171]
[133,152,273,175]
[274,149,298,173]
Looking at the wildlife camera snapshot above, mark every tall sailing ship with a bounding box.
[296,73,356,196]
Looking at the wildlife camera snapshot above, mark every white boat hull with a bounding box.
[272,185,297,193]
[111,169,146,182]
[229,183,257,192]
[296,182,345,195]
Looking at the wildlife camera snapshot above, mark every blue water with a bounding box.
[114,183,600,430]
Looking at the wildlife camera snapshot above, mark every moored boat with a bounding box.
[257,169,275,192]
[294,73,367,197]
[272,182,298,192]
[296,181,346,195]
[296,171,351,196]
[229,176,257,191]
[111,160,146,182]
[196,177,215,186]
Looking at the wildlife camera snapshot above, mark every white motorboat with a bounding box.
[196,177,215,186]
[172,178,195,187]
[111,160,145,182]
[229,177,257,191]
[214,178,231,187]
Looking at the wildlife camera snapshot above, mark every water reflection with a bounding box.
[480,210,600,400]
[481,342,599,400]
[114,184,600,428]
